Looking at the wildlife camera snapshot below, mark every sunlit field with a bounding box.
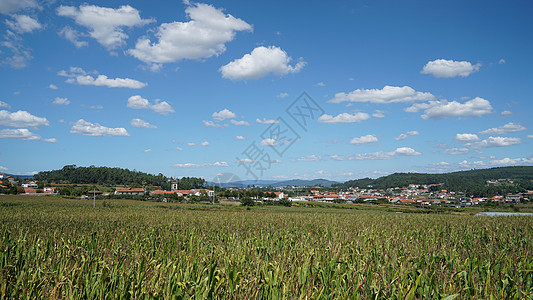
[1,196,532,299]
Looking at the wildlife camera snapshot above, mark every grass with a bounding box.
[1,195,532,299]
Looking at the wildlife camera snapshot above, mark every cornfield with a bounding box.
[1,196,532,299]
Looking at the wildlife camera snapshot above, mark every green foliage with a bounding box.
[240,196,255,206]
[0,196,532,298]
[337,166,533,197]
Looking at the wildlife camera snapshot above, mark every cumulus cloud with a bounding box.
[295,155,321,161]
[501,110,512,116]
[350,134,378,145]
[143,149,152,153]
[0,128,56,142]
[58,26,88,48]
[70,119,130,136]
[328,85,434,104]
[230,119,250,126]
[372,110,385,118]
[0,0,39,15]
[331,147,421,161]
[256,118,279,124]
[316,82,325,87]
[405,97,493,120]
[455,133,480,142]
[499,59,506,64]
[200,141,209,146]
[395,130,419,141]
[318,112,370,124]
[52,97,70,106]
[1,28,33,68]
[57,4,153,51]
[235,135,245,140]
[129,3,251,65]
[173,161,229,168]
[5,15,42,34]
[277,92,288,98]
[442,148,469,155]
[0,110,49,127]
[0,101,10,108]
[58,67,147,89]
[421,59,481,78]
[202,120,228,128]
[127,95,174,115]
[212,109,236,121]
[130,118,157,129]
[458,157,533,168]
[465,136,521,148]
[260,138,277,146]
[48,84,58,90]
[478,122,526,135]
[220,46,305,80]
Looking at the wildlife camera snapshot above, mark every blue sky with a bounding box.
[1,0,532,182]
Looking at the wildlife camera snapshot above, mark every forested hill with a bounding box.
[34,165,206,189]
[335,166,533,194]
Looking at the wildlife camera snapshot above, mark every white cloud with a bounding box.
[528,135,533,139]
[1,29,33,68]
[212,108,236,121]
[318,112,370,124]
[350,134,378,145]
[187,142,196,146]
[127,95,174,115]
[395,131,419,140]
[143,149,152,153]
[295,155,321,161]
[499,59,506,64]
[48,84,58,90]
[220,46,305,80]
[276,92,288,98]
[175,147,183,151]
[57,4,153,51]
[328,85,434,104]
[173,161,229,168]
[501,110,512,116]
[0,101,10,108]
[202,120,227,128]
[0,128,56,142]
[421,59,481,78]
[0,110,49,127]
[58,26,88,48]
[372,110,385,118]
[0,166,7,171]
[230,119,250,126]
[235,135,245,140]
[0,0,39,15]
[237,158,253,164]
[490,157,533,166]
[442,147,469,155]
[59,67,147,89]
[316,82,325,87]
[405,97,493,120]
[256,118,278,124]
[455,133,480,142]
[200,141,209,146]
[466,136,521,148]
[332,147,421,161]
[260,138,277,146]
[478,122,526,135]
[52,97,70,106]
[129,3,251,65]
[5,15,42,34]
[130,118,157,129]
[70,119,130,136]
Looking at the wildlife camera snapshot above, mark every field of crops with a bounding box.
[1,196,532,299]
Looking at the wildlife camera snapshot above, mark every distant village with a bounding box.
[2,173,532,206]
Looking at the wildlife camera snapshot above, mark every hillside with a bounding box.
[33,165,206,189]
[336,166,533,197]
